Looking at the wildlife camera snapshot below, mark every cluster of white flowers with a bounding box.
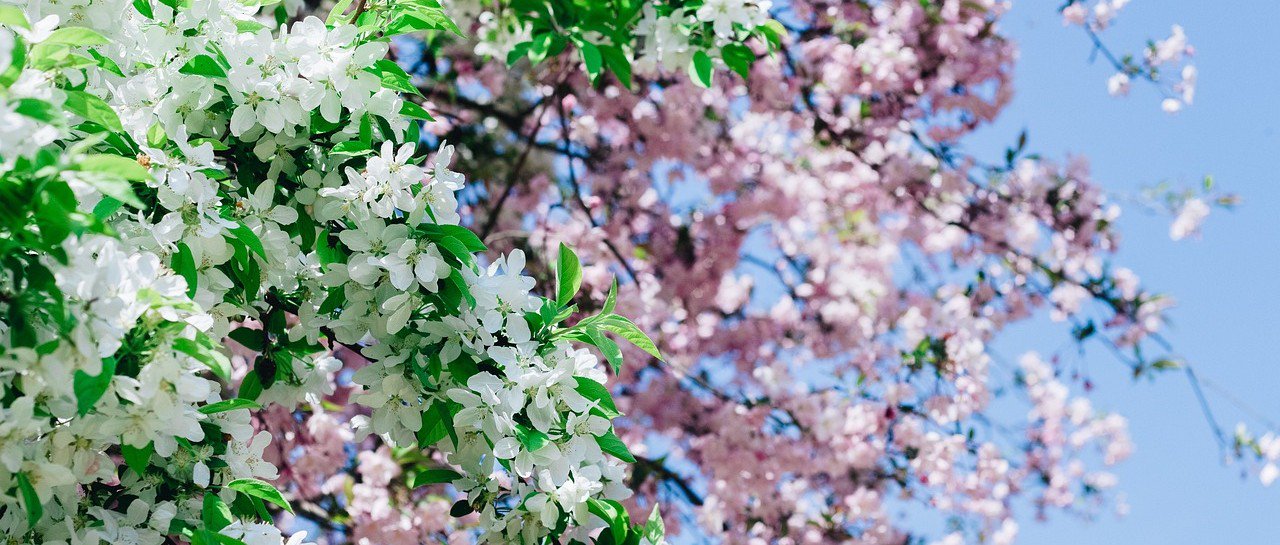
[1169,197,1209,241]
[0,22,59,167]
[636,0,770,75]
[0,233,286,542]
[1,0,654,541]
[1233,424,1280,487]
[0,9,294,540]
[1062,1,1195,113]
[316,145,636,541]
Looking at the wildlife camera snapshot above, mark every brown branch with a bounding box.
[634,455,704,506]
[478,91,556,240]
[349,0,369,25]
[555,96,638,282]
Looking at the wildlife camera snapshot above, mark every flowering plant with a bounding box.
[2,0,1263,544]
[0,0,727,543]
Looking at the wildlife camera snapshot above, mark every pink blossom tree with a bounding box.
[237,1,1254,544]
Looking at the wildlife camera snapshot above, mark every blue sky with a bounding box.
[962,1,1280,542]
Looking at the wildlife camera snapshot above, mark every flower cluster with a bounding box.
[0,12,295,541]
[1061,0,1197,112]
[1235,424,1280,487]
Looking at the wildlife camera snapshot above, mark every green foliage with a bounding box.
[16,473,41,529]
[202,493,235,531]
[226,478,293,514]
[408,468,464,488]
[73,356,117,416]
[596,429,637,463]
[198,398,262,414]
[557,242,582,306]
[574,376,622,418]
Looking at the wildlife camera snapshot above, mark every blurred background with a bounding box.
[966,1,1280,541]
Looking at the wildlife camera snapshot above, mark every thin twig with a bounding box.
[479,96,554,240]
[555,96,638,281]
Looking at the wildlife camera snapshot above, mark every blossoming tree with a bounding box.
[0,0,711,543]
[261,0,1235,544]
[0,0,1261,545]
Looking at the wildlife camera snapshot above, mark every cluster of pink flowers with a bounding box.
[1060,0,1197,112]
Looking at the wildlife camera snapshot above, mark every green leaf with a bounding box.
[325,0,354,24]
[366,59,421,95]
[318,286,346,314]
[600,45,631,88]
[73,356,117,416]
[121,441,154,475]
[207,532,250,545]
[557,242,581,307]
[595,430,636,463]
[579,40,603,81]
[383,7,462,37]
[198,398,261,414]
[408,468,463,488]
[449,500,473,517]
[359,113,373,145]
[14,98,60,123]
[132,0,154,19]
[574,376,621,418]
[234,18,267,33]
[420,224,485,252]
[527,31,553,64]
[16,473,41,528]
[417,401,454,447]
[91,197,123,220]
[227,327,265,352]
[515,423,550,452]
[587,498,629,543]
[506,41,531,65]
[238,370,262,401]
[399,100,435,121]
[227,220,266,259]
[433,236,474,266]
[415,411,445,447]
[63,90,124,131]
[0,37,25,88]
[721,43,755,80]
[331,140,373,157]
[601,279,618,314]
[76,153,150,180]
[0,5,30,29]
[44,27,109,47]
[88,49,124,77]
[202,493,234,531]
[173,242,198,298]
[173,337,231,381]
[758,19,787,50]
[585,326,623,374]
[74,175,145,208]
[689,50,713,88]
[597,314,662,361]
[226,478,293,514]
[405,117,421,147]
[641,504,665,543]
[179,54,227,78]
